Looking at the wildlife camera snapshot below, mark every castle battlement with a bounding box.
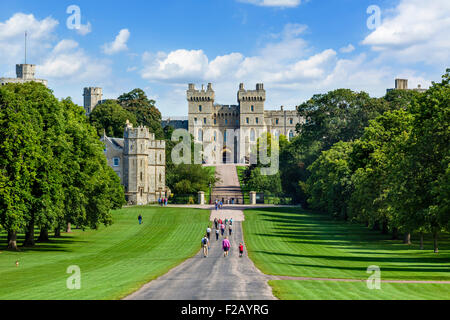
[187,83,215,102]
[238,83,266,102]
[150,140,166,149]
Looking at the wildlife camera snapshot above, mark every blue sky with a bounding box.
[0,0,448,116]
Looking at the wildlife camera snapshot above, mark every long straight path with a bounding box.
[125,209,275,300]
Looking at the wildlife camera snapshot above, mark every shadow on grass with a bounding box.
[0,234,89,252]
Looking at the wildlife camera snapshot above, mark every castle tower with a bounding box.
[16,64,36,80]
[395,79,408,90]
[83,87,103,116]
[123,122,151,205]
[187,83,215,141]
[238,83,266,163]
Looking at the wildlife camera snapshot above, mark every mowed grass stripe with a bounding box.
[0,207,209,300]
[243,207,450,281]
[269,280,450,300]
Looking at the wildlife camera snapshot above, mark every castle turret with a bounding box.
[187,83,215,139]
[83,87,103,116]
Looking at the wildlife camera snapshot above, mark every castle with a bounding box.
[0,64,48,87]
[186,83,303,164]
[101,120,168,205]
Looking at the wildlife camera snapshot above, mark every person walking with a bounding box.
[215,228,220,241]
[206,226,212,242]
[229,224,233,236]
[201,235,209,257]
[239,242,244,258]
[138,214,143,225]
[214,218,218,230]
[220,223,225,236]
[222,236,231,257]
[230,218,233,226]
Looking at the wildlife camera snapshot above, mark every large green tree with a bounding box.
[89,100,137,138]
[0,83,125,250]
[117,89,164,139]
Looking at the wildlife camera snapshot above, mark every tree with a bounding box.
[307,141,354,220]
[0,83,126,250]
[117,89,164,139]
[89,100,137,138]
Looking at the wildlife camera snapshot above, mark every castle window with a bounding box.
[159,173,162,183]
[214,131,217,142]
[225,119,228,125]
[289,130,294,141]
[204,118,207,124]
[250,129,256,142]
[194,118,197,124]
[275,118,279,125]
[251,105,254,112]
[290,118,293,125]
[236,120,239,125]
[214,119,217,125]
[246,117,249,124]
[160,154,162,162]
[113,158,120,167]
[199,105,202,112]
[198,129,203,141]
[256,117,259,124]
[140,172,143,182]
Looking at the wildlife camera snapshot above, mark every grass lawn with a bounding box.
[204,166,216,202]
[269,280,450,300]
[0,206,209,300]
[243,207,450,299]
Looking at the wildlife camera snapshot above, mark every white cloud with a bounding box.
[339,44,355,53]
[102,29,130,55]
[38,39,111,81]
[362,0,450,64]
[76,22,92,36]
[0,13,58,69]
[238,0,302,8]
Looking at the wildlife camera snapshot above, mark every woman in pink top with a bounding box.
[222,236,231,257]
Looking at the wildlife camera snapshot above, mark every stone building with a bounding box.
[101,120,168,205]
[386,78,427,93]
[83,87,104,116]
[0,64,48,87]
[186,83,303,164]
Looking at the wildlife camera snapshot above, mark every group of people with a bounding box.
[201,217,244,258]
[158,197,168,206]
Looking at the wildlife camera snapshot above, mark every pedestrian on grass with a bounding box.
[138,214,143,225]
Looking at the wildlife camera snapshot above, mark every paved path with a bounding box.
[125,209,275,300]
[212,165,244,204]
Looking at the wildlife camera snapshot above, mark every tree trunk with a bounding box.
[391,227,399,240]
[23,222,35,247]
[381,220,389,234]
[54,227,61,238]
[66,222,72,233]
[420,232,424,250]
[37,228,49,242]
[403,232,411,245]
[433,231,439,253]
[7,231,19,251]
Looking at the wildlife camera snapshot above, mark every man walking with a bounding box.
[220,223,225,236]
[138,214,143,225]
[206,226,212,242]
[201,235,209,258]
[215,228,220,241]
